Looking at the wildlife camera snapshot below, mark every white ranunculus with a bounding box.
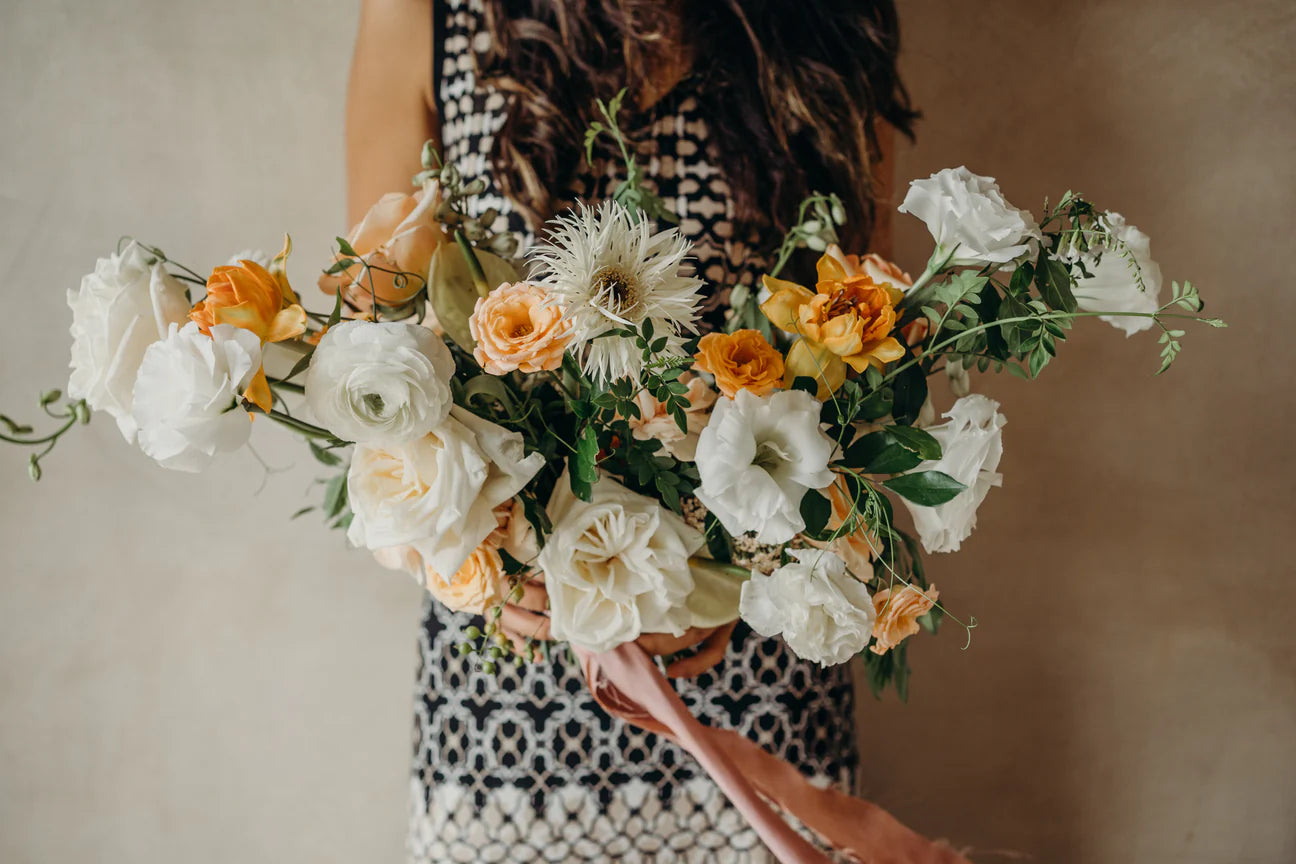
[131,322,261,472]
[898,166,1041,267]
[902,394,1006,554]
[1072,212,1162,336]
[66,242,191,442]
[694,388,835,545]
[739,549,875,666]
[346,406,544,579]
[305,320,455,445]
[539,473,703,653]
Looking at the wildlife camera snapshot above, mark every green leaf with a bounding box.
[0,415,34,435]
[308,440,342,467]
[884,425,942,461]
[499,548,528,576]
[569,424,599,501]
[322,474,348,518]
[521,492,551,549]
[789,376,819,396]
[882,470,967,506]
[842,431,922,475]
[889,362,928,426]
[291,506,315,520]
[336,236,358,258]
[326,288,345,329]
[1036,255,1078,313]
[284,347,315,382]
[799,490,833,538]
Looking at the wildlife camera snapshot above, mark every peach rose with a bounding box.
[319,182,446,312]
[469,282,571,374]
[824,477,882,577]
[693,329,784,398]
[870,584,939,655]
[425,544,509,615]
[625,373,717,461]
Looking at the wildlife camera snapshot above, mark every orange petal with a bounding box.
[269,234,299,306]
[816,252,849,284]
[243,366,273,413]
[759,277,816,331]
[265,304,308,343]
[214,301,269,337]
[784,338,846,398]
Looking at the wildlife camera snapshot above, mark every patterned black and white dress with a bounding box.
[408,1,858,860]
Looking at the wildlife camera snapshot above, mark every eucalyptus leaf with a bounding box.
[428,242,518,350]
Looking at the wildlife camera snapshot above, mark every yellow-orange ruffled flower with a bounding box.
[870,584,939,655]
[693,329,784,398]
[469,282,572,374]
[425,544,509,615]
[760,252,906,398]
[190,256,306,411]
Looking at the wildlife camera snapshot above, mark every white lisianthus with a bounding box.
[902,394,1006,554]
[225,248,272,269]
[131,322,261,472]
[739,549,875,666]
[899,166,1041,267]
[66,241,190,442]
[1072,212,1162,336]
[346,406,544,580]
[305,320,455,444]
[539,473,703,653]
[694,388,835,545]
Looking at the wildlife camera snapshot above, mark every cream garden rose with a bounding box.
[131,322,261,472]
[739,549,876,666]
[305,320,455,444]
[1072,212,1162,336]
[694,388,835,544]
[539,474,703,653]
[346,406,544,579]
[66,241,190,442]
[902,394,1006,554]
[899,166,1041,266]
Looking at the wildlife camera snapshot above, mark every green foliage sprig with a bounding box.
[0,390,91,481]
[584,89,676,225]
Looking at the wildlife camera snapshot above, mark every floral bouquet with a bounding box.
[2,94,1222,861]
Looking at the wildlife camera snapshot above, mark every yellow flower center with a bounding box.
[592,265,641,317]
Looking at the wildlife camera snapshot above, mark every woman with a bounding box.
[346,1,918,859]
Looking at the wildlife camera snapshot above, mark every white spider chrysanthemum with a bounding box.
[530,201,703,383]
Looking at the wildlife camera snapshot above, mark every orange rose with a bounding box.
[190,256,306,412]
[693,329,785,398]
[425,544,509,615]
[760,252,906,398]
[870,584,939,655]
[319,184,446,313]
[469,282,571,374]
[823,245,913,293]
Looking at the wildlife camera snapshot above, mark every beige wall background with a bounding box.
[0,1,1291,862]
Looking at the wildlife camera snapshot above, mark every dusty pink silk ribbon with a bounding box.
[576,643,972,864]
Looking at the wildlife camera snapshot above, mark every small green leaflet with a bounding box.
[569,424,599,501]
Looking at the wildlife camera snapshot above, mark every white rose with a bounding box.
[902,394,1006,554]
[739,549,875,666]
[131,322,261,472]
[898,166,1041,266]
[539,473,703,653]
[1071,212,1162,336]
[305,320,455,444]
[346,406,544,579]
[694,388,835,545]
[66,241,190,442]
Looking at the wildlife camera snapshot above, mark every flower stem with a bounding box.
[455,230,491,298]
[248,404,336,440]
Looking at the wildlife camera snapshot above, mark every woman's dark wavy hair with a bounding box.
[474,0,918,249]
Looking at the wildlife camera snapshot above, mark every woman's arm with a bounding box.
[346,0,439,225]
